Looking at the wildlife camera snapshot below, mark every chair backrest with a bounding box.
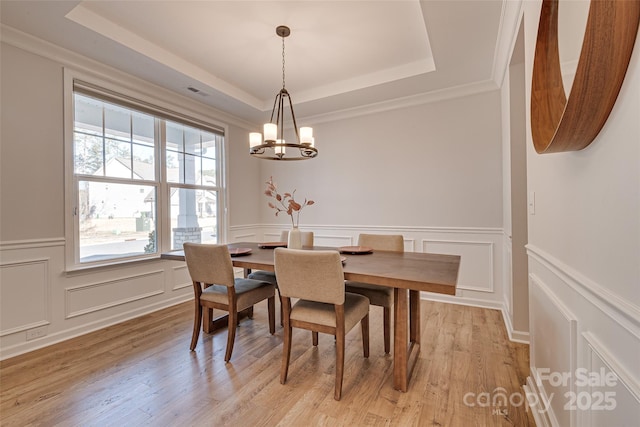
[358,234,404,253]
[274,248,345,305]
[183,243,235,287]
[280,230,314,246]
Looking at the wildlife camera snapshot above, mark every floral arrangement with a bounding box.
[264,176,314,228]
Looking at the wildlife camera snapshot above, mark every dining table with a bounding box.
[161,241,460,392]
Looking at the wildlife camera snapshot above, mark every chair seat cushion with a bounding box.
[200,278,275,310]
[247,270,277,286]
[344,281,393,307]
[290,292,369,331]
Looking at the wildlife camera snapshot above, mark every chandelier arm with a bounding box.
[269,92,280,124]
[277,89,285,141]
[286,92,300,143]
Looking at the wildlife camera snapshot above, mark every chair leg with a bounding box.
[279,293,284,327]
[281,298,292,384]
[312,331,319,346]
[335,329,345,401]
[383,306,391,354]
[362,313,370,358]
[225,309,237,362]
[247,305,254,319]
[190,302,202,351]
[268,296,276,334]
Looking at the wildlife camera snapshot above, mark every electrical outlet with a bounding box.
[26,325,47,341]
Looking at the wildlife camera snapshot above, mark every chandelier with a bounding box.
[249,26,317,160]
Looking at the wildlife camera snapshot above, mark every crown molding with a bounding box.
[3,18,510,130]
[301,79,499,125]
[0,24,255,131]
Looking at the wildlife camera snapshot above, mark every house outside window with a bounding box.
[65,73,226,269]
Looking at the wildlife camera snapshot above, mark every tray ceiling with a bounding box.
[1,1,507,122]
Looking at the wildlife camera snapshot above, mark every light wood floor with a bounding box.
[1,300,535,426]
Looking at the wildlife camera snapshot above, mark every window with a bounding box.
[165,121,220,250]
[66,75,226,269]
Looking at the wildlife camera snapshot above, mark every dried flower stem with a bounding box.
[264,176,314,228]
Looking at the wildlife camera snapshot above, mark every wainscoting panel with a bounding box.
[530,274,577,427]
[423,239,494,293]
[230,232,258,242]
[504,237,513,316]
[500,235,521,342]
[260,230,354,247]
[527,245,640,426]
[582,332,640,427]
[65,270,165,318]
[1,225,511,360]
[307,233,353,247]
[171,264,191,291]
[0,258,50,336]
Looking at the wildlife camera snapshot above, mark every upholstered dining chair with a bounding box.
[248,230,313,324]
[183,243,276,362]
[274,248,370,400]
[345,233,404,354]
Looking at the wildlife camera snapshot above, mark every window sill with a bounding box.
[64,253,179,276]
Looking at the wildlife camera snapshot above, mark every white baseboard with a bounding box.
[524,376,553,427]
[0,293,192,361]
[500,305,530,344]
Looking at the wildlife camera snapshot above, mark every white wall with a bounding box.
[249,86,508,311]
[0,32,260,360]
[523,2,640,425]
[1,43,65,241]
[258,91,504,228]
[226,123,263,227]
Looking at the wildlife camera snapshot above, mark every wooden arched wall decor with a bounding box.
[531,0,640,153]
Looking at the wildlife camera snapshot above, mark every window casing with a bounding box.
[65,72,226,270]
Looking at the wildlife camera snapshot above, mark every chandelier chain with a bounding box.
[282,36,286,90]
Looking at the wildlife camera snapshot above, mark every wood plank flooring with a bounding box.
[0,300,535,426]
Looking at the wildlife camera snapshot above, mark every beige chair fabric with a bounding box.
[281,230,314,247]
[275,249,344,303]
[248,230,314,284]
[183,243,276,362]
[248,231,314,324]
[274,248,370,400]
[344,234,404,354]
[358,233,404,252]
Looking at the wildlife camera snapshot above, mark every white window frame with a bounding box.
[63,69,228,271]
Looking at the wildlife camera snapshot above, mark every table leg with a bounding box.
[410,290,421,344]
[393,288,408,391]
[393,288,422,392]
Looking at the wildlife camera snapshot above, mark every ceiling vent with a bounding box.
[187,86,208,96]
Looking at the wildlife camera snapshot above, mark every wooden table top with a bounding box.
[162,242,460,296]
